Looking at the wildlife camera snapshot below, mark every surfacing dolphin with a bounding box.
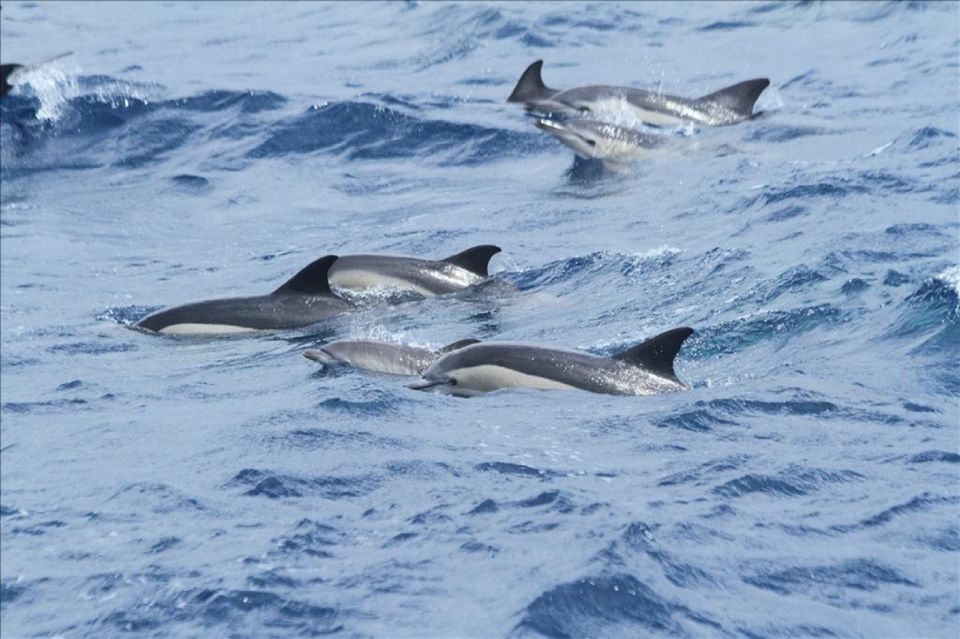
[508,60,769,127]
[304,338,480,376]
[1,52,73,97]
[328,245,501,297]
[136,255,353,335]
[411,327,694,397]
[535,118,674,163]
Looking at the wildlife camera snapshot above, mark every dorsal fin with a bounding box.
[613,327,694,381]
[272,255,338,295]
[442,245,501,277]
[437,338,480,354]
[697,78,770,117]
[507,60,558,104]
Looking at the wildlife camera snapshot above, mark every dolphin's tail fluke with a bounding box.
[613,327,694,382]
[507,60,558,104]
[697,78,770,119]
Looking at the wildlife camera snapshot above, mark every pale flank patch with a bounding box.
[454,365,578,393]
[159,323,258,335]
[329,270,434,297]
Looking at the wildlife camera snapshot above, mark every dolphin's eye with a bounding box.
[586,139,597,147]
[448,378,459,386]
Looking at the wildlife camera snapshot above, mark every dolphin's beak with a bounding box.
[408,379,446,392]
[303,348,334,364]
[534,118,567,134]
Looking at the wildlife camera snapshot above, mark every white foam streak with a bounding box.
[936,265,960,295]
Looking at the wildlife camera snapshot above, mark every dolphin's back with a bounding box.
[136,293,351,334]
[427,343,683,395]
[329,246,500,296]
[314,341,437,376]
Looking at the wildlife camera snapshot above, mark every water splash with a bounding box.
[15,57,82,122]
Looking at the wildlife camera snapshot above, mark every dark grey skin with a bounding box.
[508,60,770,127]
[1,65,23,97]
[328,245,501,297]
[412,328,694,397]
[304,338,480,376]
[136,255,353,335]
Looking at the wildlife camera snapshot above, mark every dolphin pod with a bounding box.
[509,59,769,127]
[124,57,736,397]
[135,245,500,335]
[410,328,695,397]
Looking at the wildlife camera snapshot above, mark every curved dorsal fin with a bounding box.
[442,245,501,277]
[437,338,480,354]
[697,78,770,117]
[273,255,338,295]
[613,327,694,381]
[507,60,558,104]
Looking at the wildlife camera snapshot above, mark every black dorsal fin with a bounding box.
[507,60,558,103]
[437,338,480,354]
[697,78,770,117]
[272,255,338,295]
[613,327,694,381]
[442,245,501,277]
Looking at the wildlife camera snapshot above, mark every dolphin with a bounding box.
[328,245,501,297]
[410,327,694,397]
[304,338,480,376]
[534,118,672,163]
[1,52,73,97]
[1,65,24,97]
[135,255,354,335]
[508,60,769,127]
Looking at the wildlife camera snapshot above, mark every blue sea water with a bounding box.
[1,1,958,637]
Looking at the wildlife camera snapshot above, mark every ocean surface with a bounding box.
[1,2,958,637]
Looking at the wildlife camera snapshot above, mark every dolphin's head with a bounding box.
[535,118,665,162]
[535,118,604,159]
[409,352,483,397]
[409,370,477,397]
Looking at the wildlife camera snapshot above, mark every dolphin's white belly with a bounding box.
[455,365,578,393]
[329,270,434,297]
[158,323,258,335]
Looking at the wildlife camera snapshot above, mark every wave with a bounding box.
[516,573,720,638]
[247,100,546,165]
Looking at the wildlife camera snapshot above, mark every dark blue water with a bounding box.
[2,2,958,637]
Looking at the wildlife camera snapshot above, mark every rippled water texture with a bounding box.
[2,2,958,637]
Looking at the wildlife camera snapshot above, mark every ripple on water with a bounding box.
[245,101,546,165]
[712,465,864,499]
[743,559,919,596]
[98,588,342,636]
[225,468,382,500]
